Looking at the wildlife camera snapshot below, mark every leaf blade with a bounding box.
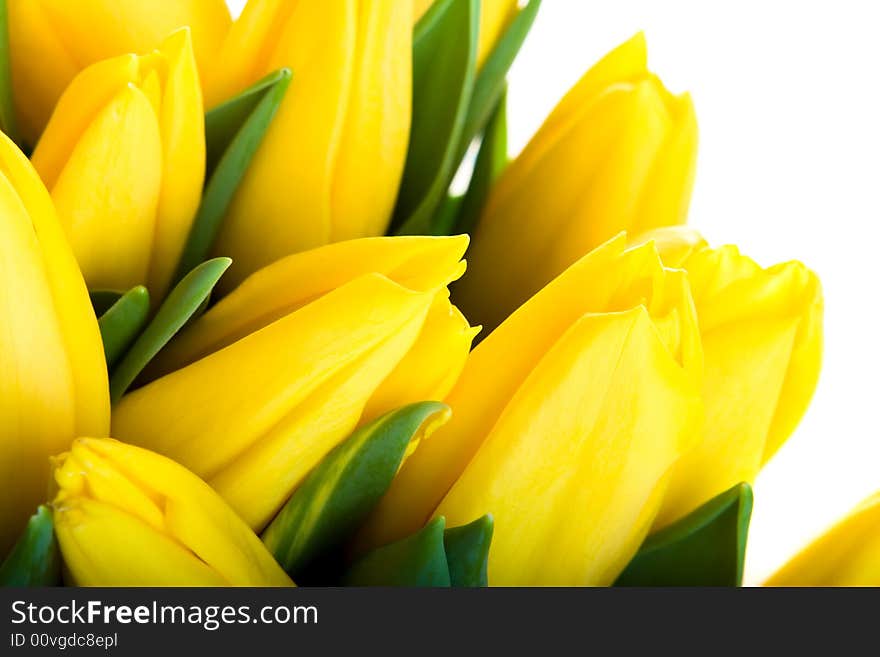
[175,69,292,283]
[614,482,754,587]
[98,285,150,369]
[0,506,61,587]
[261,402,450,582]
[109,257,231,403]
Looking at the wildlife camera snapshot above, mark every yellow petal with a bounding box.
[437,307,701,585]
[210,0,411,289]
[330,0,411,240]
[9,0,231,145]
[362,234,703,548]
[0,133,109,552]
[146,235,468,379]
[766,493,880,586]
[112,274,436,530]
[209,0,356,286]
[53,438,293,586]
[476,0,519,69]
[46,85,163,291]
[147,28,206,301]
[362,292,478,422]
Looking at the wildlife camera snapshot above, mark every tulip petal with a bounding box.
[113,274,437,530]
[174,68,292,284]
[148,28,207,302]
[344,517,451,587]
[616,483,752,586]
[0,506,61,586]
[262,402,450,582]
[148,235,469,379]
[0,0,18,142]
[435,308,701,585]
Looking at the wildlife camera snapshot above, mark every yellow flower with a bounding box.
[8,0,230,145]
[642,227,823,527]
[456,33,698,332]
[766,492,880,586]
[413,0,519,69]
[0,131,109,555]
[30,29,206,301]
[52,438,293,586]
[112,236,475,532]
[361,234,703,585]
[204,0,413,290]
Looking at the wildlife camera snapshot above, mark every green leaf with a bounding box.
[343,517,451,587]
[262,402,450,581]
[175,69,292,283]
[444,514,493,587]
[0,506,61,587]
[98,286,150,369]
[614,482,754,587]
[455,0,541,166]
[89,290,124,317]
[446,87,508,235]
[0,0,19,146]
[109,258,231,403]
[393,0,478,235]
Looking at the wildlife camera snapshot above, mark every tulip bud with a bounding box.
[203,0,412,290]
[456,33,698,331]
[52,438,293,586]
[766,492,880,586]
[361,234,703,585]
[641,227,823,527]
[112,236,475,531]
[30,29,206,301]
[8,0,230,145]
[413,0,519,69]
[0,131,109,555]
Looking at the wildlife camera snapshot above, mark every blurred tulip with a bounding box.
[112,237,475,531]
[7,0,230,145]
[641,227,823,527]
[204,0,412,289]
[0,131,109,555]
[52,438,292,586]
[456,33,698,331]
[30,29,205,301]
[413,0,519,69]
[765,492,880,586]
[361,234,703,585]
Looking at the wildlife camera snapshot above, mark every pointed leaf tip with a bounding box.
[0,506,61,587]
[615,483,753,587]
[344,517,451,587]
[262,402,450,583]
[444,514,494,587]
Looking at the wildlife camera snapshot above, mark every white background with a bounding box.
[227,1,880,583]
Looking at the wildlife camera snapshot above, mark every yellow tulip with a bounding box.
[361,234,703,585]
[642,227,823,527]
[413,0,519,69]
[456,33,698,332]
[0,131,109,555]
[30,29,206,301]
[112,236,475,531]
[7,0,230,146]
[765,492,880,586]
[52,438,292,586]
[204,0,412,290]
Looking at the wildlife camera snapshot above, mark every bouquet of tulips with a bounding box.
[0,0,854,589]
